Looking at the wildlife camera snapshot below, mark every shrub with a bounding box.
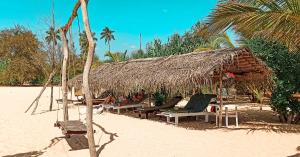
[246,39,300,123]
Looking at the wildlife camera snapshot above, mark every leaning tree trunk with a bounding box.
[80,0,97,156]
[60,29,69,122]
[25,69,57,114]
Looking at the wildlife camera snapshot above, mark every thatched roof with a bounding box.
[68,48,270,96]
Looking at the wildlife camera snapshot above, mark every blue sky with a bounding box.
[0,0,232,59]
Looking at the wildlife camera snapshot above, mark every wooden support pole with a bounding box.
[60,29,69,122]
[148,93,151,107]
[218,66,223,127]
[80,0,97,156]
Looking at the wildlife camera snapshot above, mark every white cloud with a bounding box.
[130,45,137,49]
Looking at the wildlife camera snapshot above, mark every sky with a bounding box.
[0,0,233,59]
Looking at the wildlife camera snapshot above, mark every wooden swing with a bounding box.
[54,8,88,137]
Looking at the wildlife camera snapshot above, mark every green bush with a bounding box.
[153,92,166,106]
[246,39,300,123]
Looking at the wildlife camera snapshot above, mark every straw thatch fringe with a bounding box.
[68,48,270,96]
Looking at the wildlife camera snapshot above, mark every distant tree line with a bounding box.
[0,26,101,86]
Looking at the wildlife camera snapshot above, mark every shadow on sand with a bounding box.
[1,137,63,157]
[121,109,300,134]
[93,122,118,156]
[2,151,43,157]
[287,146,300,157]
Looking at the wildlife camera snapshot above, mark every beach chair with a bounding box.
[113,103,144,114]
[157,93,216,125]
[135,96,183,119]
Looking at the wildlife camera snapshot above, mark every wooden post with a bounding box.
[218,66,223,127]
[60,29,69,122]
[148,93,151,107]
[80,0,97,156]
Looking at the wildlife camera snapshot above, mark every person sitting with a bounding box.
[132,90,145,102]
[103,94,116,105]
[118,95,129,106]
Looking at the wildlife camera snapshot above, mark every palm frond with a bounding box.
[208,1,300,51]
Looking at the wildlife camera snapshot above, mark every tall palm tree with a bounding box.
[79,31,97,63]
[45,27,60,45]
[208,0,300,51]
[100,27,115,52]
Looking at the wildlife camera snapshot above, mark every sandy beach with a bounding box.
[0,87,299,157]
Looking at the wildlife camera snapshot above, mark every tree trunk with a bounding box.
[49,86,54,111]
[80,0,97,156]
[108,42,111,52]
[218,67,223,127]
[25,69,56,114]
[49,0,56,112]
[60,29,69,122]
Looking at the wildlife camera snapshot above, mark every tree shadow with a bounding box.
[65,135,89,151]
[1,137,63,157]
[92,122,118,157]
[34,108,60,115]
[2,151,43,157]
[122,109,300,134]
[287,146,300,157]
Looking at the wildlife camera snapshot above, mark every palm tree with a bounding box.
[45,27,60,45]
[45,26,61,111]
[208,0,300,51]
[100,27,115,52]
[196,32,235,51]
[104,50,127,62]
[79,31,97,63]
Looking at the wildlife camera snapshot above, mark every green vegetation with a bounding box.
[0,26,47,85]
[208,0,300,123]
[0,26,102,86]
[79,31,98,64]
[100,27,115,52]
[246,39,300,123]
[131,22,233,59]
[208,0,300,51]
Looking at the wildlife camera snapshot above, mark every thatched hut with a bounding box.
[68,48,271,96]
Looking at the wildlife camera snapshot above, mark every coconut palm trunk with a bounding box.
[108,42,111,52]
[80,0,97,156]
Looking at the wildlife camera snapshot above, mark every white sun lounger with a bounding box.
[99,103,144,114]
[157,111,216,125]
[113,104,144,114]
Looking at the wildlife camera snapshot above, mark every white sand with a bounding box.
[0,87,299,157]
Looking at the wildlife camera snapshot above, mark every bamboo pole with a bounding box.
[218,66,223,127]
[60,29,69,122]
[80,0,97,156]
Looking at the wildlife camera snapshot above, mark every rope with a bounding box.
[76,14,81,34]
[77,103,81,120]
[56,96,59,122]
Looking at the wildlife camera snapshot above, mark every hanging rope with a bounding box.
[56,100,60,122]
[76,14,81,34]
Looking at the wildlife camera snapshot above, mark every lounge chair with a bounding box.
[135,96,183,119]
[157,93,216,125]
